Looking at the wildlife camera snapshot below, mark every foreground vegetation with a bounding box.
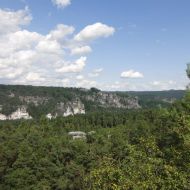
[0,91,190,189]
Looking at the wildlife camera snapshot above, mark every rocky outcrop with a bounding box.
[19,96,49,106]
[86,92,140,109]
[0,106,32,120]
[57,100,85,117]
[68,131,86,140]
[0,113,7,120]
[8,107,32,120]
[0,86,142,120]
[46,113,53,119]
[46,100,85,119]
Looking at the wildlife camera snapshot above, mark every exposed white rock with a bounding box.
[85,92,140,109]
[63,106,73,117]
[56,100,85,117]
[46,113,53,119]
[8,107,32,120]
[45,100,85,119]
[8,93,15,98]
[72,101,85,115]
[68,131,86,140]
[0,106,32,120]
[68,131,86,136]
[46,113,57,119]
[0,113,7,120]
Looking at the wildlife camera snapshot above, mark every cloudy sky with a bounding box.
[0,0,189,91]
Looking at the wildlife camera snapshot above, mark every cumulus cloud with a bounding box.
[151,81,161,86]
[0,67,24,79]
[121,70,144,78]
[47,24,75,41]
[76,79,97,88]
[25,72,45,82]
[0,7,115,88]
[52,0,71,8]
[88,68,103,77]
[0,7,32,34]
[71,46,92,55]
[149,80,181,90]
[55,57,87,73]
[101,79,186,91]
[74,22,115,42]
[76,75,84,80]
[35,39,62,54]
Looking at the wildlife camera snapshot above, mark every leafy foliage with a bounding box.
[0,91,190,189]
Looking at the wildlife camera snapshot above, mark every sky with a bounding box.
[0,0,189,91]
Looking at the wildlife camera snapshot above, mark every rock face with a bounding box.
[86,92,140,109]
[57,100,85,117]
[0,106,32,120]
[46,113,54,119]
[19,96,48,106]
[46,100,85,119]
[68,131,86,140]
[0,86,142,120]
[0,113,7,120]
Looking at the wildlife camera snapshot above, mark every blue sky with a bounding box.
[0,0,189,90]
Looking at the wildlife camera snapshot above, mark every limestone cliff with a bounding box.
[0,106,32,120]
[0,85,144,120]
[48,99,85,118]
[85,92,140,109]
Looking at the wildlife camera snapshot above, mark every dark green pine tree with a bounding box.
[186,63,190,79]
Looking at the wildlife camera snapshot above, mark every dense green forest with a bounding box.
[0,90,190,189]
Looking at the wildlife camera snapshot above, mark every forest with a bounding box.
[0,89,190,189]
[0,84,185,118]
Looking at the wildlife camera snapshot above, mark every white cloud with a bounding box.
[71,46,92,55]
[76,79,97,88]
[76,75,84,80]
[94,68,103,73]
[25,72,45,82]
[150,80,180,90]
[74,22,115,42]
[101,79,186,91]
[0,7,31,34]
[0,67,24,79]
[55,57,87,73]
[52,0,71,8]
[35,39,62,54]
[48,24,75,41]
[88,68,103,78]
[0,8,115,88]
[0,30,42,58]
[61,78,70,86]
[121,70,144,78]
[168,80,176,85]
[151,81,161,86]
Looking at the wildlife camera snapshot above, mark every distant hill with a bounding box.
[0,84,185,120]
[127,90,185,108]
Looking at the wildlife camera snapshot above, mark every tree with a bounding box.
[186,63,190,79]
